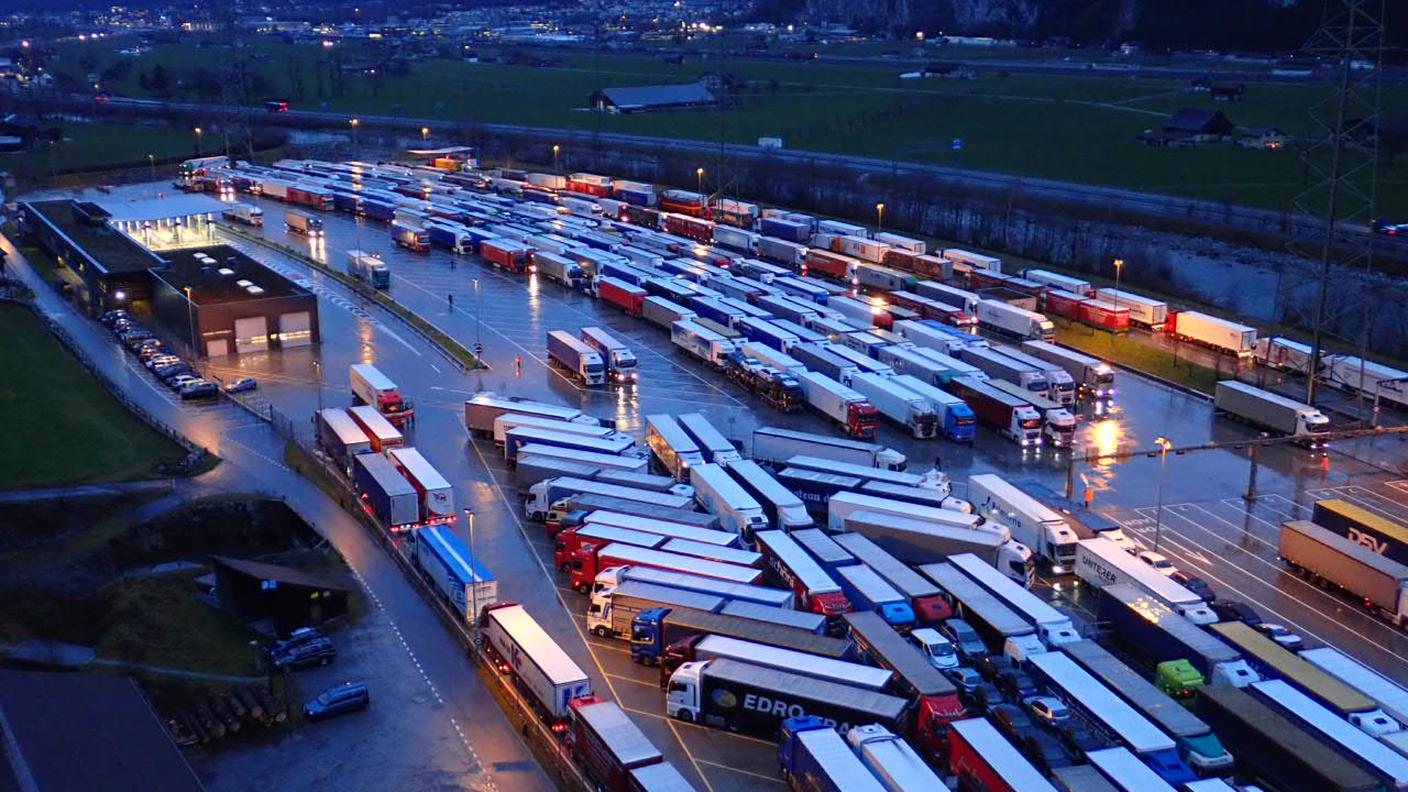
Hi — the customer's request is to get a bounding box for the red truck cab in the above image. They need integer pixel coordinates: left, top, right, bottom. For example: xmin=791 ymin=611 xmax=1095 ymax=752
xmin=846 ymin=402 xmax=879 ymax=440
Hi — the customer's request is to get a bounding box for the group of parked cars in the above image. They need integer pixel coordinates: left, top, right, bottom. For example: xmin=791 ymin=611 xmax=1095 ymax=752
xmin=1135 ymin=548 xmax=1305 ymax=650
xmin=99 ymin=310 xmax=256 ymax=399
xmin=265 ymin=627 xmax=370 ymax=722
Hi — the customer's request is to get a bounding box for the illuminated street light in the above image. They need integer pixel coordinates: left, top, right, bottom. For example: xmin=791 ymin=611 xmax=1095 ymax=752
xmin=696 ymin=167 xmax=704 ymax=196
xmin=1153 ymin=436 xmax=1172 ymax=552
xmin=552 ymin=144 xmax=560 ymax=172
xmin=876 ymin=202 xmax=885 ymax=229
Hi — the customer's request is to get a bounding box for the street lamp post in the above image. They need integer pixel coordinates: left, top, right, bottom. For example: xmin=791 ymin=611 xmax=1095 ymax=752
xmin=463 ymin=508 xmax=479 ymax=638
xmin=421 ymin=126 xmax=429 ymax=143
xmin=312 ymin=359 xmax=323 ymax=413
xmin=147 ymin=153 xmax=156 ymax=182
xmin=875 ymin=202 xmax=885 ymax=230
xmin=1154 ymin=436 xmax=1172 ymax=552
xmin=696 ymin=167 xmax=704 ymax=197
xmin=194 ymin=126 xmax=203 ymax=154
xmin=472 ymin=277 xmax=481 ymax=350
xmin=183 ymin=286 xmax=197 ymax=358
xmin=349 ymin=118 xmax=360 ymax=157
xmin=552 ymin=144 xmax=560 ymax=172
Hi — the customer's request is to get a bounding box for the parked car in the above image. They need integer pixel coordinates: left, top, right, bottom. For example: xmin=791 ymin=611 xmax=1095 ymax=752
xmin=907 ymin=628 xmax=958 ymax=670
xmin=1024 ymin=696 xmax=1071 ymax=725
xmin=145 ymin=354 xmax=181 ymax=370
xmin=942 ymin=666 xmax=983 ymax=695
xmin=223 ymin=377 xmax=258 ymax=394
xmin=1171 ymin=571 xmax=1215 ymax=602
xmin=1054 ymin=720 xmax=1109 ymax=759
xmin=1137 ymin=550 xmax=1176 ymax=577
xmin=180 ymin=381 xmax=219 ymax=400
xmin=100 ymin=309 xmax=129 ymax=327
xmin=1211 ymin=600 xmax=1262 ymax=626
xmin=938 ymin=618 xmax=987 ymax=662
xmin=975 ymin=655 xmax=1014 ymax=681
xmin=271 ymin=636 xmax=336 ymax=669
xmin=994 ymin=667 xmax=1038 ymax=701
xmin=965 ymin=682 xmax=1006 ymax=715
xmin=1254 ymin=623 xmax=1304 ymax=650
xmin=273 ymin=627 xmax=327 ymax=655
xmin=156 ymin=364 xmax=195 ymax=382
xmin=1020 ymin=731 xmax=1075 ymax=773
xmin=167 ymin=375 xmax=202 ymax=391
xmin=303 ymin=681 xmax=369 ymax=721
xmin=990 ymin=703 xmax=1037 ymax=744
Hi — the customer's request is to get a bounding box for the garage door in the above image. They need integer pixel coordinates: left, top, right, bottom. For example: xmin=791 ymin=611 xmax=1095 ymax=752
xmin=205 ymin=338 xmax=230 ymax=358
xmin=278 ymin=311 xmax=313 ymax=348
xmin=234 ymin=316 xmax=269 ymax=354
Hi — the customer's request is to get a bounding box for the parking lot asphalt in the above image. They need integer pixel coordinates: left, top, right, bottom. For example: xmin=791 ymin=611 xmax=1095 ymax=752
xmin=38 ymin=181 xmax=1408 ymax=789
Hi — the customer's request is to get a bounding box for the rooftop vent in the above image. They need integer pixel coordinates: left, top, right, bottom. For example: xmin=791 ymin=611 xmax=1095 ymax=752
xmin=246 ymin=286 xmax=265 ymax=295
xmin=217 ymin=267 xmax=235 ymax=276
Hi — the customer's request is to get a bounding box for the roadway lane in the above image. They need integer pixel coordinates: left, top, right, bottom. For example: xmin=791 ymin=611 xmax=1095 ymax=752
xmin=0 ymin=226 xmax=553 ymax=792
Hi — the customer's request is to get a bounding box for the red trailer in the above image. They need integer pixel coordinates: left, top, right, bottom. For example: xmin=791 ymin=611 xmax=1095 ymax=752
xmin=658 ymin=189 xmax=706 ymax=217
xmin=803 ymin=249 xmax=858 ymax=282
xmin=598 ymin=277 xmax=647 ymax=318
xmin=1042 ymin=289 xmax=1089 ymax=320
xmin=663 ymin=213 xmax=714 ymax=243
xmin=569 ymin=542 xmax=764 ymax=593
xmin=968 ymin=269 xmax=1012 ymax=291
xmin=481 ymin=239 xmax=532 ymax=273
xmin=1078 ymin=297 xmax=1131 ymax=332
xmin=568 ymin=698 xmax=664 ymax=792
xmin=884 ymin=250 xmax=949 ymax=280
xmin=567 ymin=173 xmax=613 ymax=197
xmin=947 ymin=718 xmax=1052 ymax=791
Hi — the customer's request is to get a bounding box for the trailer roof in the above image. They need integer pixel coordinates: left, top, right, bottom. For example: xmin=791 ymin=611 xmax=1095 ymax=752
xmin=466 ymin=392 xmax=582 ymax=421
xmin=950 ymin=719 xmax=1057 ymax=791
xmin=318 ymin=408 xmax=370 ymax=446
xmin=835 ymin=564 xmax=905 ymax=605
xmin=352 ymin=453 xmax=416 ymax=498
xmin=618 ymin=567 xmax=793 ymax=609
xmin=1060 ymin=641 xmax=1208 ymax=740
xmin=487 ymin=605 xmax=590 ymax=686
xmin=1300 ymin=647 xmax=1408 ymax=727
xmin=922 ymin=563 xmax=1034 ymax=637
xmin=752 ymin=425 xmax=881 ymax=454
xmin=841 ymin=611 xmax=955 ymax=698
xmin=689 ymin=463 xmax=762 ymax=512
xmin=795 ymin=728 xmax=888 ymax=792
xmin=348 ymin=405 xmax=403 ymax=443
xmin=792 ymin=529 xmax=855 ymax=567
xmin=599 ymin=544 xmax=761 ymax=585
xmin=754 ymin=531 xmax=841 ymax=595
xmin=494 ymin=413 xmax=613 ymax=438
xmin=1079 ymin=539 xmax=1207 ymax=610
xmin=1086 ymin=748 xmax=1176 ymax=792
xmin=573 ymin=700 xmax=662 ymax=768
xmin=661 ymin=538 xmax=760 ymax=567
xmin=1027 ymin=652 xmax=1176 ymax=754
xmin=612 ymin=581 xmax=723 ymax=613
xmin=1253 ymin=679 xmax=1408 ymax=785
xmin=724 ymin=459 xmax=806 ymax=512
xmin=676 ymin=413 xmax=735 ymax=457
xmin=786 ymin=457 xmax=925 ymax=488
xmin=661 ymin=606 xmax=849 ymax=658
xmin=577 ymin=524 xmax=667 ymax=550
xmin=1102 ymin=585 xmax=1241 ymax=666
xmin=518 ymin=444 xmax=647 ymax=471
xmin=420 ymin=525 xmax=495 ymax=586
xmin=627 ymin=762 xmax=696 ymax=792
xmin=706 ymin=659 xmax=908 ymax=721
xmin=585 ymin=512 xmax=737 ymax=547
xmin=1211 ymin=621 xmax=1376 ymax=717
xmin=548 ymin=477 xmax=692 ymax=509
xmin=832 ymin=534 xmax=941 ymax=600
xmin=387 ymin=447 xmax=451 ymax=492
xmin=696 ymin=635 xmax=892 ymax=691
xmin=829 ymin=491 xmax=984 ymax=530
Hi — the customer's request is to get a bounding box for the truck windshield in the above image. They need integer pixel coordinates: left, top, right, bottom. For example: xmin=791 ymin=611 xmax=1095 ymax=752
xmin=615 ymin=354 xmax=637 ymax=368
xmin=957 ymin=416 xmax=975 ymax=426
xmin=587 ymin=362 xmax=605 ymax=373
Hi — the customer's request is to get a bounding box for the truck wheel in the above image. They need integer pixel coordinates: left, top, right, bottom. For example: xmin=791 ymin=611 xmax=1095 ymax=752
xmin=559 ymin=563 xmax=570 ymax=573
xmin=576 ymin=584 xmax=590 ymax=595
xmin=675 ymin=709 xmax=693 ymax=723
xmin=530 ymin=512 xmax=543 ymax=522
xmin=592 ymin=627 xmax=608 ymax=638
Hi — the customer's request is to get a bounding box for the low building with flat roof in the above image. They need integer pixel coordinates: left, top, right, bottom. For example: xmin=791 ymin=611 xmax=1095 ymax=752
xmin=18 ymin=199 xmax=169 ymax=312
xmin=151 ymin=245 xmax=319 ymax=357
xmin=590 ymin=83 xmax=717 ymax=113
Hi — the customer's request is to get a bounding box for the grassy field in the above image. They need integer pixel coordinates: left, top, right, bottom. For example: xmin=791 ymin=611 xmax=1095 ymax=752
xmin=95 ymin=571 xmax=264 ymax=675
xmin=1055 ymin=320 xmax=1222 ymax=394
xmin=52 ymin=38 xmax=1408 ymax=215
xmin=0 ymin=303 xmax=188 ymax=490
xmin=2 ymin=122 xmax=204 ymax=179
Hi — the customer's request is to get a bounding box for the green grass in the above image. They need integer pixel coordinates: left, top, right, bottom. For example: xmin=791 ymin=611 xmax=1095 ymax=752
xmin=94 ymin=570 xmax=264 ymax=676
xmin=3 ymin=122 xmax=203 ymax=179
xmin=1055 ymin=319 xmax=1221 ymax=394
xmin=49 ymin=39 xmax=1408 ymax=215
xmin=0 ymin=303 xmax=188 ymax=490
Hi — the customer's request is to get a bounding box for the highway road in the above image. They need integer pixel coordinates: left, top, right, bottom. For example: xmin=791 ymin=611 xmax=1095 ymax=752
xmin=17 ymin=178 xmax=1408 ymax=788
xmin=81 ymin=94 xmax=1407 ymax=260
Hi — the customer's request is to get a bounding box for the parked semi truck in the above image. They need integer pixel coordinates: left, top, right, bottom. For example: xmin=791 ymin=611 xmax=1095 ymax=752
xmin=586 ymin=581 xmax=724 ymax=639
xmin=751 ymin=426 xmax=905 ymax=471
xmin=671 ymin=319 xmax=737 ymax=368
xmin=580 ymin=327 xmax=639 ymax=384
xmin=1214 ymin=380 xmax=1330 ymax=446
xmin=666 ymin=658 xmax=909 ymax=740
xmin=1076 ymin=538 xmax=1218 ymax=624
xmin=1301 ymin=647 xmax=1408 ymax=733
xmin=947 ymin=718 xmax=1057 ymax=792
xmin=944 ymin=376 xmax=1043 ymax=446
xmin=754 ymin=530 xmax=851 ymax=619
xmin=1281 ymin=519 xmax=1408 ymax=628
xmin=631 ymin=605 xmax=852 ymax=669
xmin=524 ymin=477 xmax=691 ymax=522
xmin=1170 ymin=311 xmax=1257 ymax=357
xmin=547 ymin=330 xmax=607 ymax=386
xmin=345 ymin=249 xmax=390 ymax=289
xmin=480 ymin=603 xmax=593 ymax=725
xmin=351 ymin=452 xmax=418 ymax=532
xmin=594 ymin=564 xmax=792 ymax=609
xmin=840 ymin=372 xmax=934 ymax=439
xmin=1020 ymin=340 xmax=1116 ymax=399
xmin=887 ymin=373 xmax=978 ymax=443
xmin=724 ymin=459 xmax=813 ymax=530
xmin=1097 ymin=584 xmax=1259 ymax=689
xmin=414 ymin=525 xmax=498 ymax=624
xmin=347 ymin=405 xmax=403 ymax=454
xmin=688 ymin=462 xmax=768 ymax=538
xmin=840 ymin=510 xmax=1033 ymax=584
xmin=833 ymin=533 xmax=952 ymax=625
xmin=975 ymin=300 xmax=1055 ymax=341
xmin=1061 ymin=640 xmax=1234 ymax=774
xmin=1313 ymin=499 xmax=1408 ymax=566
xmin=969 ymin=473 xmax=1079 ymax=574
xmin=945 ymin=553 xmax=1080 ymax=646
xmin=463 ymin=392 xmax=603 ymax=436
xmin=567 ymin=698 xmax=668 ymax=792
xmin=386 ymin=447 xmax=454 ymax=526
xmin=922 ymin=563 xmax=1045 ymax=661
xmin=350 ymin=363 xmax=412 ymax=425
xmin=987 ymin=379 xmax=1076 ymax=447
xmin=315 ymin=408 xmax=371 ymax=476
xmin=221 ymin=202 xmax=263 ymax=226
xmin=796 ymin=371 xmax=880 ymax=440
xmin=778 ymin=717 xmax=887 ymax=792
xmin=285 ymin=209 xmax=324 ymax=237
xmin=646 ymin=414 xmax=705 ymax=483
xmin=669 ymin=635 xmax=891 ymax=692
xmin=1196 ymin=684 xmax=1382 ymax=792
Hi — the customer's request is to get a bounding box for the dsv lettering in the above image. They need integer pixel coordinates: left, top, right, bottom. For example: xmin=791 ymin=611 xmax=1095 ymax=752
xmin=1349 ymin=527 xmax=1390 ymax=555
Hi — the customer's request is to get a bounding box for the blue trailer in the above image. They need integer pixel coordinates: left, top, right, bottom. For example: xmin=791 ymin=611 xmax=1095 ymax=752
xmin=414 ymin=525 xmax=498 ymax=624
xmin=776 ymin=468 xmax=865 ymax=510
xmin=771 ymin=276 xmax=832 ymax=304
xmin=735 ymin=316 xmax=799 ymax=352
xmin=331 ymin=192 xmax=360 ymax=213
xmin=362 ymin=200 xmax=396 ymax=221
xmin=642 ymin=277 xmax=696 ymax=304
xmin=779 ymin=716 xmax=886 ymax=792
xmin=762 ymin=217 xmax=813 ymax=243
xmin=688 ymin=296 xmax=735 ymax=327
xmin=351 ymin=452 xmax=419 ymax=532
xmin=835 ymin=564 xmax=917 ymax=631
